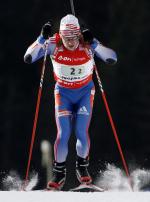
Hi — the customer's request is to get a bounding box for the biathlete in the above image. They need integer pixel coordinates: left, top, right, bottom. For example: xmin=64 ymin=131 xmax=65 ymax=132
xmin=24 ymin=14 xmax=117 ymax=190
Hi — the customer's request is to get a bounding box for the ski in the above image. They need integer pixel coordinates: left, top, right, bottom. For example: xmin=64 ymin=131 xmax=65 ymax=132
xmin=70 ymin=183 xmax=105 ymax=192
xmin=34 ymin=184 xmax=104 ymax=192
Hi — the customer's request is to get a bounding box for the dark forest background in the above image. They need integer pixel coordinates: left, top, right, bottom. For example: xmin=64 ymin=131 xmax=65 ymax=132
xmin=0 ymin=0 xmax=150 ymax=189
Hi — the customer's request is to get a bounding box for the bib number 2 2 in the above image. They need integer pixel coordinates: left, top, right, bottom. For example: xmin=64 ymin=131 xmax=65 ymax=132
xmin=70 ymin=68 xmax=82 ymax=75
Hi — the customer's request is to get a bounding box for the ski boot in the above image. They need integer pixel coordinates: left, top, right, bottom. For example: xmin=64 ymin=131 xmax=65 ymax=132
xmin=76 ymin=156 xmax=92 ymax=184
xmin=47 ymin=161 xmax=66 ymax=190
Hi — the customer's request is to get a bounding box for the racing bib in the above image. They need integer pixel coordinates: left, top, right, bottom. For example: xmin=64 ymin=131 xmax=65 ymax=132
xmin=51 ymin=44 xmax=94 ymax=88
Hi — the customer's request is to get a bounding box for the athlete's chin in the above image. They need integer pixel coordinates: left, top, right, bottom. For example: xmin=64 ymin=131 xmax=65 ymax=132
xmin=66 ymin=46 xmax=77 ymax=51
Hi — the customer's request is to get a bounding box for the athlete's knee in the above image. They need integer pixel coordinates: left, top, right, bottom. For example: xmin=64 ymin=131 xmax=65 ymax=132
xmin=75 ymin=124 xmax=88 ymax=137
xmin=56 ymin=115 xmax=72 ymax=140
xmin=56 ymin=131 xmax=70 ymax=145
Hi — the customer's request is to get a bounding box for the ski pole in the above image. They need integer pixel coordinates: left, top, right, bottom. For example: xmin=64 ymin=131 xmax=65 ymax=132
xmin=24 ymin=42 xmax=49 ymax=189
xmin=94 ymin=64 xmax=133 ymax=189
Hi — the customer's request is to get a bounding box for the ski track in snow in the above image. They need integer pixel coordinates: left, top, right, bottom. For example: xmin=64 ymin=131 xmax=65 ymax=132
xmin=1 ymin=164 xmax=150 ymax=202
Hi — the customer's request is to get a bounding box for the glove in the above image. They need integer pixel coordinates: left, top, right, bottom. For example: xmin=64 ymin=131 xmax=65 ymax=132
xmin=24 ymin=54 xmax=32 ymax=64
xmin=41 ymin=22 xmax=52 ymax=39
xmin=106 ymin=58 xmax=117 ymax=65
xmin=82 ymin=29 xmax=94 ymax=44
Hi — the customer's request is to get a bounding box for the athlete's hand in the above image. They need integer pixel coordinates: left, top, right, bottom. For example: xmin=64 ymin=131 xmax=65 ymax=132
xmin=41 ymin=22 xmax=52 ymax=39
xmin=82 ymin=29 xmax=94 ymax=44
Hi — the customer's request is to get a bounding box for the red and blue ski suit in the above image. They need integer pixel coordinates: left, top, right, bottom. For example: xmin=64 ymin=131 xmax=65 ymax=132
xmin=24 ymin=34 xmax=117 ymax=162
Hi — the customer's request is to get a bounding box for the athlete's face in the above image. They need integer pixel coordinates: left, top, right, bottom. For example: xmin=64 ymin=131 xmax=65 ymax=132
xmin=61 ymin=35 xmax=79 ymax=51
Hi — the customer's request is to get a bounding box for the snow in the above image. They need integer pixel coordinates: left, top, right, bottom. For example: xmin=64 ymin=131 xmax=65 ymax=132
xmin=0 ymin=191 xmax=150 ymax=202
xmin=1 ymin=164 xmax=150 ymax=202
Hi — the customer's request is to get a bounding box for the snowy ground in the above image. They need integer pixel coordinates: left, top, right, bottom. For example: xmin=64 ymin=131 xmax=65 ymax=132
xmin=1 ymin=191 xmax=150 ymax=202
xmin=1 ymin=164 xmax=150 ymax=202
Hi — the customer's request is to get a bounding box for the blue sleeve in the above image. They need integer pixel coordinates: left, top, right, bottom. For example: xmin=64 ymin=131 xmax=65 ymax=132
xmin=24 ymin=35 xmax=56 ymax=63
xmin=90 ymin=38 xmax=117 ymax=65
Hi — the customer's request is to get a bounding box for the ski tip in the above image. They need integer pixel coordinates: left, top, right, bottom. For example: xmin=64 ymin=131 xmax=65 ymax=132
xmin=70 ymin=183 xmax=105 ymax=192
